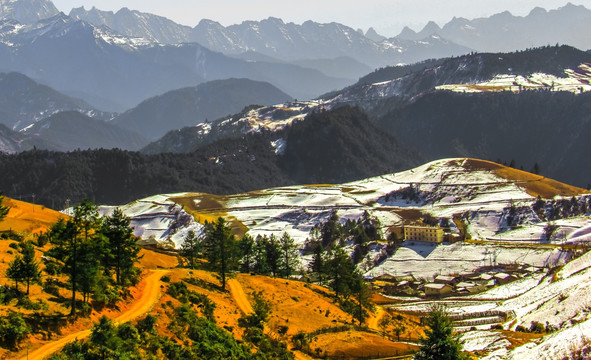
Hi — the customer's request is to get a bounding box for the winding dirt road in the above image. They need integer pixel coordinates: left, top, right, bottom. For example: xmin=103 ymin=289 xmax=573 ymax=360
xmin=22 ymin=270 xmax=169 ymax=360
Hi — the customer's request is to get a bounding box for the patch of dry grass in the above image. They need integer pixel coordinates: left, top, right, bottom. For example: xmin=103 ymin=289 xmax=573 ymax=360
xmin=309 ymin=330 xmax=418 ymax=359
xmin=237 ymin=274 xmax=354 ymax=336
xmin=171 ymin=193 xmax=248 ymax=237
xmin=0 ymin=197 xmax=65 ymax=236
xmin=463 ymin=158 xmax=587 ymax=198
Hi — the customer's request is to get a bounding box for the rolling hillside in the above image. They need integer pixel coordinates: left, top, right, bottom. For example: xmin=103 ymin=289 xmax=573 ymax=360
xmin=0 ymin=72 xmax=108 ymax=131
xmin=114 ymin=78 xmax=293 ymax=140
xmin=0 ymin=196 xmax=64 ymax=234
xmin=22 ymin=111 xmax=148 ymax=151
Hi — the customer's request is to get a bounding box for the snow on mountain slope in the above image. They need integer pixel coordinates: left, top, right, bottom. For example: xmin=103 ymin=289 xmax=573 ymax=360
xmin=436 ymin=63 xmax=591 ymax=94
xmin=69 ymin=6 xmax=192 ymax=44
xmin=141 ymin=100 xmax=325 ymax=154
xmin=455 ymin=249 xmax=591 ymax=359
xmin=98 ymin=158 xmax=591 ymax=356
xmin=0 ymin=0 xmax=59 ymax=25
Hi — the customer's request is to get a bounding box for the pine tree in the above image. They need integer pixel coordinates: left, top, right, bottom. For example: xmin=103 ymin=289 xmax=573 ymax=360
xmin=101 ymin=208 xmax=141 ymax=286
xmin=202 ymin=217 xmax=238 ymax=289
xmin=48 ymin=199 xmax=102 ymax=315
xmin=6 ymin=256 xmax=22 ymax=292
xmin=238 ymin=234 xmax=255 ymax=273
xmin=180 ymin=230 xmax=201 ymax=269
xmin=265 ymin=234 xmax=281 ymax=277
xmin=327 ymin=246 xmax=356 ymax=298
xmin=279 ymin=233 xmax=300 ymax=278
xmin=414 ymin=306 xmax=466 ymax=360
xmin=350 ymin=273 xmax=372 ymax=325
xmin=253 ymin=235 xmax=270 ymax=275
xmin=308 ymin=243 xmax=326 ymax=284
xmin=19 ymin=241 xmax=41 ymax=295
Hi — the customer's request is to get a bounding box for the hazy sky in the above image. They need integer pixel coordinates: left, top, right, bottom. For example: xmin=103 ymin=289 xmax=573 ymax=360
xmin=51 ymin=0 xmax=591 ymax=36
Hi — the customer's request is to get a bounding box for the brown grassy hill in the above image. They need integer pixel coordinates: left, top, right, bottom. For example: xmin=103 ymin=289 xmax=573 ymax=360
xmin=463 ymin=158 xmax=588 ymax=198
xmin=0 ymin=197 xmax=64 ymax=235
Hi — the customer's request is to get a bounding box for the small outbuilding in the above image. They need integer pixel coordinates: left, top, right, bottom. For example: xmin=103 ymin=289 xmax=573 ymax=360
xmin=434 ymin=275 xmax=457 ymax=285
xmin=425 ymin=283 xmax=453 ymax=297
xmin=494 ymin=273 xmax=517 ymax=285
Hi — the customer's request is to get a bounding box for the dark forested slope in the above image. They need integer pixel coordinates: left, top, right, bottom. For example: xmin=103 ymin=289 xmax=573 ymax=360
xmin=375 ymin=90 xmax=591 ymax=188
xmin=0 ymin=106 xmax=421 ymax=207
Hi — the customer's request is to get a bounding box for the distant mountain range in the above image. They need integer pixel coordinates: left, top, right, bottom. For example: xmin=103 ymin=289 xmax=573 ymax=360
xmin=0 ymin=111 xmax=147 ymax=152
xmin=0 ymin=0 xmax=58 ymax=24
xmin=22 ymin=111 xmax=147 ymax=151
xmin=68 ymin=2 xmax=591 ymax=70
xmin=69 ymin=7 xmax=471 ymax=69
xmin=0 ymin=75 xmax=291 ymax=149
xmin=396 ymin=3 xmax=591 ymax=53
xmin=1 ymin=0 xmax=591 ymax=197
xmin=0 ymin=10 xmax=349 ymax=111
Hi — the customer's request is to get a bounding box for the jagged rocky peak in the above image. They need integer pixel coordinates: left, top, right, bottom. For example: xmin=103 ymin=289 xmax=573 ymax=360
xmin=527 ymin=6 xmax=547 ymax=17
xmin=420 ymin=21 xmax=441 ymax=35
xmin=365 ymin=27 xmax=385 ymax=42
xmin=0 ymin=0 xmax=59 ymax=24
xmin=396 ymin=25 xmax=417 ymax=39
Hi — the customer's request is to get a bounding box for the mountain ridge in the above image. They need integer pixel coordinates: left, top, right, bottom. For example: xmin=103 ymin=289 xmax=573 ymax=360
xmin=113 ymin=78 xmax=293 ymax=140
xmin=0 ymin=11 xmax=351 ymax=112
xmin=0 ymin=71 xmax=109 ymax=131
xmin=397 ymin=2 xmax=591 ymax=52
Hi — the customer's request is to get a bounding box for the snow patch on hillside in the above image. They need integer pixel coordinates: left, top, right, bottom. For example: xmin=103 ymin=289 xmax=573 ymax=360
xmin=436 ymin=64 xmax=591 ymax=94
xmin=99 ymin=193 xmax=202 ymax=248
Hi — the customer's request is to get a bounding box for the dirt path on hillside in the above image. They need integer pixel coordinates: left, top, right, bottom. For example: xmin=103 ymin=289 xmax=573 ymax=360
xmin=368 ymin=306 xmax=385 ymax=331
xmin=227 ymin=278 xmax=313 ymax=360
xmin=228 ymin=278 xmax=254 ymax=315
xmin=22 ymin=270 xmax=168 ymax=360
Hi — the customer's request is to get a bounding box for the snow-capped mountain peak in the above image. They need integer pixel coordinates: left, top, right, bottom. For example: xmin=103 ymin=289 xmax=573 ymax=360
xmin=0 ymin=0 xmax=59 ymax=24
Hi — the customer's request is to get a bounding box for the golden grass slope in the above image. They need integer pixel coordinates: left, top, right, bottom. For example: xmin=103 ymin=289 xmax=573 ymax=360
xmin=0 ymin=197 xmax=65 ymax=235
xmin=462 ymin=158 xmax=588 ymax=198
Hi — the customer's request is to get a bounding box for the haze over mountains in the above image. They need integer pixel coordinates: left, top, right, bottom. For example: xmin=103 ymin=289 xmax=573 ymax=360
xmin=114 ymin=78 xmax=293 ymax=140
xmin=0 ymin=0 xmax=589 ymax=191
xmin=0 ymin=3 xmax=349 ymax=111
xmin=396 ymin=3 xmax=591 ymax=53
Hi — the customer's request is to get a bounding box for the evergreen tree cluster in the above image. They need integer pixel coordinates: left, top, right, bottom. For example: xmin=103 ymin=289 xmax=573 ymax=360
xmin=49 ymin=286 xmax=293 ymax=359
xmin=306 ymin=210 xmax=383 ymax=265
xmin=533 ymin=195 xmax=591 ymax=222
xmin=0 ymin=105 xmax=422 ymax=209
xmin=6 ymin=241 xmax=41 ymax=295
xmin=238 ymin=232 xmax=300 ymax=278
xmin=46 ymin=200 xmax=141 ymax=315
xmin=0 ymin=134 xmax=287 ymax=208
xmin=304 ymin=211 xmax=377 ymax=324
xmin=280 ymin=106 xmax=420 ymax=185
xmin=180 ymin=218 xmax=301 ymax=286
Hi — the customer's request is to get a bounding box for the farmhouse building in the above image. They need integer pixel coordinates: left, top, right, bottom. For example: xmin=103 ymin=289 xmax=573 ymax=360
xmin=404 ymin=225 xmax=444 ymax=243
